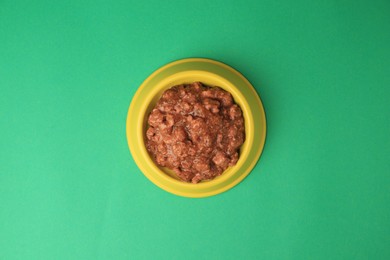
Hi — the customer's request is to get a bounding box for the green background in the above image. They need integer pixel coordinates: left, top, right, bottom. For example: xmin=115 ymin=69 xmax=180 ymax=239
xmin=1 ymin=0 xmax=389 ymax=259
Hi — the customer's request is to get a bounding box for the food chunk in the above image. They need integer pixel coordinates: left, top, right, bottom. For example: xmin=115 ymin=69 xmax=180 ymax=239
xmin=146 ymin=82 xmax=245 ymax=183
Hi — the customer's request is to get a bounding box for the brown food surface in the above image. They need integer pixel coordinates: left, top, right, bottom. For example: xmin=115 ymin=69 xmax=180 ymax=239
xmin=146 ymin=82 xmax=245 ymax=183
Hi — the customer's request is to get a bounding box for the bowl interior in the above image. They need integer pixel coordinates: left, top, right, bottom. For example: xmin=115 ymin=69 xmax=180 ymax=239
xmin=140 ymin=70 xmax=253 ymax=183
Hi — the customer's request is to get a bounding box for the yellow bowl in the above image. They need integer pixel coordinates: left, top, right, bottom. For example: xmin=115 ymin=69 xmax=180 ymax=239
xmin=126 ymin=58 xmax=266 ymax=198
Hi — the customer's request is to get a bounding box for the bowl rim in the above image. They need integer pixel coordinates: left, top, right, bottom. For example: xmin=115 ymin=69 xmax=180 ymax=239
xmin=126 ymin=58 xmax=266 ymax=198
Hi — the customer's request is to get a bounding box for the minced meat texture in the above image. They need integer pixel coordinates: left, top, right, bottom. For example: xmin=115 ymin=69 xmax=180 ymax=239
xmin=146 ymin=82 xmax=245 ymax=183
